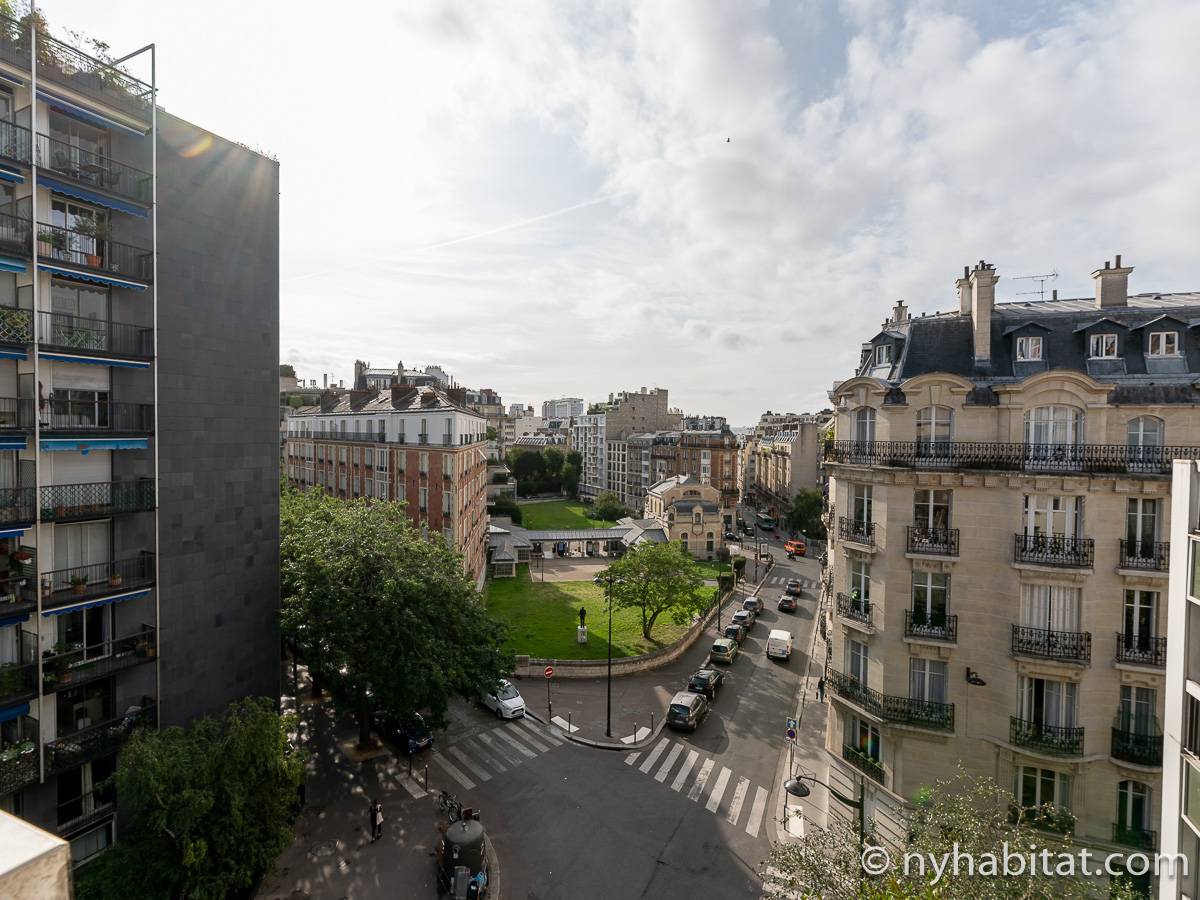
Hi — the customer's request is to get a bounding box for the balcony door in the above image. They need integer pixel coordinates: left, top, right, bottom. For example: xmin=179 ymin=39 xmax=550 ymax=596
xmin=911 ymin=572 xmax=949 ymax=625
xmin=909 ymin=658 xmax=947 ymax=703
xmin=1118 ymin=685 xmax=1156 ymax=736
xmin=1022 ymin=494 xmax=1082 ymax=538
xmin=848 ymin=557 xmax=870 ymax=604
xmin=48 ymin=110 xmax=109 ymax=178
xmin=847 ymin=639 xmax=868 ymax=686
xmin=54 ymin=605 xmax=111 ymax=662
xmin=53 ymin=521 xmax=110 ymax=589
xmin=1117 ymin=780 xmax=1151 ymax=833
xmin=49 ymin=199 xmax=108 ymax=266
xmin=1123 ymin=589 xmax=1158 ymax=647
xmin=848 ymin=715 xmax=880 ymax=762
xmin=1024 ymin=406 xmax=1083 ymax=470
xmin=49 ymin=279 xmax=109 ymax=351
xmin=1125 ymin=498 xmax=1160 ymax=549
xmin=55 ymin=680 xmax=112 ymax=737
xmin=851 ymin=407 xmax=875 ymax=443
xmin=1020 ymin=583 xmax=1081 ymax=633
xmin=1126 ymin=416 xmax=1164 ymax=473
xmin=1019 ymin=676 xmax=1077 ymax=729
xmin=851 ymin=484 xmax=872 ymax=525
xmin=1017 ymin=766 xmax=1071 ymax=810
xmin=913 ymin=489 xmax=950 ymax=531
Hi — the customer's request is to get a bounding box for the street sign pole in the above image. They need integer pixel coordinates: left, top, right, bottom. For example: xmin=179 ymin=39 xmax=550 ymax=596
xmin=545 ymin=665 xmax=554 ymax=722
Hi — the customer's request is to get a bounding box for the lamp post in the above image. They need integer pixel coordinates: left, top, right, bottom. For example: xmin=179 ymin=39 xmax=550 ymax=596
xmin=600 ymin=571 xmax=622 ymax=738
xmin=785 ymin=774 xmax=866 ymax=851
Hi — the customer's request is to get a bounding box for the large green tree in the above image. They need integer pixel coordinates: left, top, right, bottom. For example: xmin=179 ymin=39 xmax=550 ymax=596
xmin=281 ymin=486 xmax=513 ymax=746
xmin=74 ymin=698 xmax=303 ymax=900
xmin=543 ymin=446 xmax=564 ymax=475
xmin=561 ymin=462 xmax=580 ymax=498
xmin=604 ymin=541 xmax=707 ymax=639
xmin=488 ymin=494 xmax=523 ymax=524
xmin=783 ymin=488 xmax=826 ymax=539
xmin=592 ymin=491 xmax=628 ymax=522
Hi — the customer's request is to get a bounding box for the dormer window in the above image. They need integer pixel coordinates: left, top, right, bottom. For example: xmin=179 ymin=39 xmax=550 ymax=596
xmin=1089 ymin=333 xmax=1118 ymax=359
xmin=1148 ymin=332 xmax=1180 ymax=357
xmin=1016 ymin=336 xmax=1042 ymax=361
xmin=874 ymin=345 xmax=892 ymax=366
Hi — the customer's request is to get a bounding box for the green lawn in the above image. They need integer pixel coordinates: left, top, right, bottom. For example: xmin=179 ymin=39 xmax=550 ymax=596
xmin=694 ymin=559 xmax=735 ymax=581
xmin=486 ymin=565 xmax=695 ymax=659
xmin=517 ymin=500 xmax=619 ymax=530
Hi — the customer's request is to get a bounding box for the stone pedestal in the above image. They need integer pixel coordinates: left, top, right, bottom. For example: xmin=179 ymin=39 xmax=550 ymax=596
xmin=576 ymin=626 xmax=588 ymax=644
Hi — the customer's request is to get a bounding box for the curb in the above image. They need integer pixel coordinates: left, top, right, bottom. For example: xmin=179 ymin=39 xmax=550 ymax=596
xmin=524 ymin=708 xmax=669 ymax=752
xmin=484 ymin=833 xmax=502 ymax=900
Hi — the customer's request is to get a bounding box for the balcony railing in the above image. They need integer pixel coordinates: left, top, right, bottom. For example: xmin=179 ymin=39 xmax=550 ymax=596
xmin=0 ymin=659 xmax=37 ymax=706
xmin=56 ymin=790 xmax=116 ymax=837
xmin=42 ymin=399 xmax=153 ymax=433
xmin=842 ymin=744 xmax=885 ymax=784
xmin=824 ymin=439 xmax=1200 ymax=475
xmin=1009 ymin=715 xmax=1084 ymax=755
xmin=1118 ymin=539 xmax=1169 ymax=572
xmin=0 ymin=397 xmax=33 ymax=429
xmin=0 ymin=740 xmax=38 ymax=795
xmin=46 ymin=698 xmax=156 ymax=775
xmin=904 ymin=609 xmax=958 ymax=643
xmin=0 ymin=303 xmax=31 ymax=345
xmin=0 ymin=113 xmax=30 ymax=167
xmin=38 ymin=310 xmax=153 ymax=358
xmin=1114 ymin=633 xmax=1166 ymax=667
xmin=40 ymin=479 xmax=155 ymax=521
xmin=41 ymin=552 xmax=155 ymax=611
xmin=35 ymin=133 xmax=151 ymax=204
xmin=835 ymin=592 xmax=872 ymax=626
xmin=906 ymin=525 xmax=959 ymax=556
xmin=827 ymin=669 xmax=954 ymax=731
xmin=0 ymin=208 xmax=31 ymax=259
xmin=42 ymin=626 xmax=156 ymax=693
xmin=32 ymin=29 xmax=153 ymax=122
xmin=36 ymin=221 xmax=153 ymax=283
xmin=1112 ymin=823 xmax=1157 ymax=851
xmin=838 ymin=517 xmax=875 ymax=547
xmin=1111 ymin=727 xmax=1163 ymax=767
xmin=1011 ymin=624 xmax=1092 ymax=663
xmin=0 ymin=487 xmax=35 ymax=525
xmin=1013 ymin=533 xmax=1094 ymax=568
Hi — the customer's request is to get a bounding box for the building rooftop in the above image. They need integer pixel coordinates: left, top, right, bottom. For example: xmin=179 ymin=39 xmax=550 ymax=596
xmin=287 ymin=385 xmax=480 ymax=417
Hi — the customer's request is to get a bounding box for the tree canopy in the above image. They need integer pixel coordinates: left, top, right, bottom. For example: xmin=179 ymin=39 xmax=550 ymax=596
xmin=604 ymin=541 xmax=707 ymax=639
xmin=488 ymin=494 xmax=522 ymax=524
xmin=544 ymin=446 xmax=564 ymax=475
xmin=783 ymin=488 xmax=825 ymax=539
xmin=592 ymin=491 xmax=629 ymax=522
xmin=278 ymin=363 xmax=295 ymax=378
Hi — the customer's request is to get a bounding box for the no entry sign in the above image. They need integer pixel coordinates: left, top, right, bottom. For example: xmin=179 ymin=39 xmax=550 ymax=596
xmin=544 ymin=666 xmax=554 ymax=679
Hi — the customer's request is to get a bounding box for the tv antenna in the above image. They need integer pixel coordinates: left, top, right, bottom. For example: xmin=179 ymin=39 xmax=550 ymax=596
xmin=1012 ymin=271 xmax=1059 ymax=301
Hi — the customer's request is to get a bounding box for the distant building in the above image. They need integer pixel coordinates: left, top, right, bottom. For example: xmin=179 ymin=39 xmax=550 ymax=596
xmin=542 ymin=397 xmax=585 ymax=419
xmin=575 ymin=388 xmax=681 ymax=502
xmin=644 ymin=475 xmax=728 ymax=560
xmin=512 ymin=433 xmax=566 ymax=448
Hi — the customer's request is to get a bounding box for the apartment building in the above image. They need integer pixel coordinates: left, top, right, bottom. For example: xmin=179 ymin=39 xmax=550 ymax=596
xmin=574 ymin=387 xmax=681 ymax=504
xmin=284 ymin=382 xmax=490 ymax=584
xmin=573 ymin=412 xmax=607 ymax=502
xmin=542 ymin=397 xmax=584 ymax=419
xmin=750 ymin=415 xmax=827 ymax=516
xmin=823 ymin=258 xmax=1189 ymax=883
xmin=0 ymin=15 xmax=279 ymax=866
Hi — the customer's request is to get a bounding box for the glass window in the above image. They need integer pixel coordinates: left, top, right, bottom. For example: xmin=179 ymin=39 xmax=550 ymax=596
xmin=914 ymin=489 xmax=950 ymax=530
xmin=1089 ymin=333 xmax=1118 ymax=358
xmin=1017 ymin=766 xmax=1071 ymax=809
xmin=873 ymin=345 xmax=892 ymax=366
xmin=1020 ymin=583 xmax=1081 ymax=632
xmin=851 ymin=484 xmax=872 ymax=524
xmin=1126 ymin=416 xmax=1163 ymax=448
xmin=849 ymin=557 xmax=870 ymax=601
xmin=1148 ymin=332 xmax=1179 ymax=356
xmin=1022 ymin=494 xmax=1082 ymax=538
xmin=851 ymin=407 xmax=875 ymax=443
xmin=1118 ymin=685 xmax=1156 ymax=736
xmin=847 ymin=639 xmax=868 ymax=685
xmin=50 ymin=278 xmax=108 ymax=321
xmin=1024 ymin=406 xmax=1083 ymax=445
xmin=849 ymin=716 xmax=880 ymax=761
xmin=419 ymin=487 xmax=427 ymax=511
xmin=908 ymin=658 xmax=947 ymax=703
xmin=1019 ymin=676 xmax=1077 ymax=728
xmin=915 ymin=406 xmax=952 ymax=444
xmin=1016 ymin=336 xmax=1043 ymax=361
xmin=911 ymin=572 xmax=949 ymax=620
xmin=1187 ymin=762 xmax=1200 ymax=832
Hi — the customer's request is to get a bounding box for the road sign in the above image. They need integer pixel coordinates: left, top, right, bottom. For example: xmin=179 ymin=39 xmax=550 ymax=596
xmin=786 ymin=717 xmax=798 ymax=743
xmin=544 ymin=666 xmax=554 ymax=679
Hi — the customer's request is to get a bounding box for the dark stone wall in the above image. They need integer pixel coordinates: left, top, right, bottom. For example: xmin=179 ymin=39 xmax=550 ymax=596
xmin=153 ymin=111 xmax=280 ymax=726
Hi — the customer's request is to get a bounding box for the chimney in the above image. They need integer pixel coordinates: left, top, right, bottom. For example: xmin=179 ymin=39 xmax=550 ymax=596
xmin=970 ymin=260 xmax=998 ymax=366
xmin=390 ymin=384 xmax=418 ymax=408
xmin=1052 ymin=289 xmax=1058 ymax=301
xmin=956 ymin=265 xmax=971 ymax=315
xmin=890 ymin=300 xmax=909 ymax=324
xmin=353 ymin=360 xmax=367 ymax=390
xmin=323 ymin=373 xmax=328 ymax=389
xmin=319 ymin=390 xmax=338 ymax=413
xmin=349 ymin=386 xmax=376 ymax=407
xmin=446 ymin=386 xmax=467 ymax=406
xmin=1093 ymin=254 xmax=1133 ymax=308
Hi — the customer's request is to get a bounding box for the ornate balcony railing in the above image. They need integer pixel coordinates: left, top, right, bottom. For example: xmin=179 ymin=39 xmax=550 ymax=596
xmin=1009 ymin=715 xmax=1084 ymax=756
xmin=36 ymin=221 xmax=153 ymax=283
xmin=906 ymin=525 xmax=959 ymax=556
xmin=41 ymin=479 xmax=155 ymax=521
xmin=828 ymin=668 xmax=880 ymax=712
xmin=42 ymin=626 xmax=156 ymax=693
xmin=1013 ymin=533 xmax=1094 ymax=568
xmin=38 ymin=311 xmax=153 ymax=358
xmin=42 ymin=399 xmax=153 ymax=433
xmin=1011 ymin=624 xmax=1092 ymax=663
xmin=0 ymin=208 xmax=31 ymax=259
xmin=838 ymin=517 xmax=875 ymax=547
xmin=35 ymin=133 xmax=151 ymax=205
xmin=0 ymin=303 xmax=31 ymax=344
xmin=1118 ymin=539 xmax=1169 ymax=572
xmin=1112 ymin=823 xmax=1157 ymax=851
xmin=824 ymin=439 xmax=1200 ymax=475
xmin=904 ymin=609 xmax=958 ymax=642
xmin=835 ymin=592 xmax=872 ymax=626
xmin=41 ymin=553 xmax=155 ymax=611
xmin=1111 ymin=727 xmax=1163 ymax=767
xmin=842 ymin=744 xmax=885 ymax=784
xmin=1114 ymin=633 xmax=1166 ymax=667
xmin=0 ymin=487 xmax=35 ymax=525
xmin=826 ymin=669 xmax=954 ymax=731
xmin=46 ymin=699 xmax=155 ymax=775
xmin=0 ymin=740 xmax=38 ymax=795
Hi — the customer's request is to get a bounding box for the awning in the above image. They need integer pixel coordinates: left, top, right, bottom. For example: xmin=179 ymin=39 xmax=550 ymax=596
xmin=0 ymin=256 xmax=26 ymax=273
xmin=0 ymin=166 xmax=24 ymax=184
xmin=0 ymin=350 xmax=27 ymax=360
xmin=0 ymin=702 xmax=29 ymax=723
xmin=0 ymin=437 xmax=27 ymax=450
xmin=36 ymin=175 xmax=149 ymax=219
xmin=39 ymin=352 xmax=150 ymax=369
xmin=36 ymin=89 xmax=147 ymax=139
xmin=42 ymin=588 xmax=151 ymax=617
xmin=0 ymin=528 xmax=27 ymax=540
xmin=41 ymin=438 xmax=148 ymax=452
xmin=0 ymin=612 xmax=30 ymax=628
xmin=38 ymin=262 xmax=148 ymax=290
xmin=0 ymin=71 xmax=23 ymax=87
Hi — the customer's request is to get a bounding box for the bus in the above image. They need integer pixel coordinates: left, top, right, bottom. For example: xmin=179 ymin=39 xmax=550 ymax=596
xmin=756 ymin=513 xmax=777 ymax=531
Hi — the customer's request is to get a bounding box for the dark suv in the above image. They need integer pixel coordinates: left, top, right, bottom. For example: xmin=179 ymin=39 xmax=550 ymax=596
xmin=667 ymin=691 xmax=710 ymax=731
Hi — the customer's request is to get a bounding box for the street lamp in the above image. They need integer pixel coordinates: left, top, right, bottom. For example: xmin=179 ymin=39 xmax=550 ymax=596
xmin=785 ymin=774 xmax=866 ymax=851
xmin=599 ymin=571 xmax=623 ymax=738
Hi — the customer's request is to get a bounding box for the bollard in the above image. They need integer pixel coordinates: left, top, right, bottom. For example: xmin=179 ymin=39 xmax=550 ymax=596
xmin=424 ymin=765 xmax=428 ymax=792
xmin=568 ymin=711 xmax=572 ymax=734
xmin=632 ymin=722 xmax=637 ymax=743
xmin=408 ymin=754 xmax=413 ymax=778
xmin=651 ymin=712 xmax=655 ymax=733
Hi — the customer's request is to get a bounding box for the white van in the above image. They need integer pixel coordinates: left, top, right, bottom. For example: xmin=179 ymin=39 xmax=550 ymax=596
xmin=766 ymin=629 xmax=793 ymax=660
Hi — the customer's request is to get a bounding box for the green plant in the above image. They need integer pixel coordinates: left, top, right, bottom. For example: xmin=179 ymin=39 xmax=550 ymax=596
xmin=70 ymin=574 xmax=86 ymax=587
xmin=69 ymin=217 xmax=110 ymax=241
xmin=0 ymin=739 xmax=34 ymax=763
xmin=37 ymin=227 xmax=66 ymax=251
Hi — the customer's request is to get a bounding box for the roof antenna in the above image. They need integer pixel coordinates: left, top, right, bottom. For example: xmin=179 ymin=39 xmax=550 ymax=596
xmin=1012 ymin=271 xmax=1059 ymax=302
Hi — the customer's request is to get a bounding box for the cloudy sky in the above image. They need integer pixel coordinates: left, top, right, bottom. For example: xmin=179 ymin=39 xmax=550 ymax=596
xmin=42 ymin=0 xmax=1200 ymax=425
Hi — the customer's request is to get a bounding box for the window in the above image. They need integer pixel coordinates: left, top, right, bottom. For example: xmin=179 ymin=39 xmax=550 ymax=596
xmin=873 ymin=344 xmax=892 ymax=366
xmin=338 ymin=447 xmax=346 ymax=463
xmin=1118 ymin=685 xmax=1157 ymax=736
xmin=911 ymin=572 xmax=949 ymax=622
xmin=1117 ymin=781 xmax=1151 ymax=833
xmin=55 ymin=605 xmax=111 ymax=659
xmin=442 ymin=490 xmax=451 ymax=515
xmin=849 ymin=557 xmax=870 ymax=601
xmin=847 ymin=639 xmax=868 ymax=685
xmin=1089 ymin=333 xmax=1118 ymax=358
xmin=851 ymin=407 xmax=875 ymax=443
xmin=915 ymin=406 xmax=952 ymax=444
xmin=53 ymin=521 xmax=110 ymax=590
xmin=848 ymin=715 xmax=880 ymax=762
xmin=1148 ymin=331 xmax=1179 ymax=357
xmin=419 ymin=487 xmax=428 ymax=512
xmin=50 ymin=278 xmax=108 ymax=323
xmin=1016 ymin=335 xmax=1043 ymax=361
xmin=1022 ymin=494 xmax=1082 ymax=538
xmin=1018 ymin=676 xmax=1077 ymax=728
xmin=1126 ymin=497 xmax=1160 ymax=547
xmin=1020 ymin=583 xmax=1081 ymax=632
xmin=706 ymin=532 xmax=714 ymax=552
xmin=1017 ymin=766 xmax=1071 ymax=810
xmin=851 ymin=484 xmax=872 ymax=525
xmin=1122 ymin=589 xmax=1158 ymax=644
xmin=680 ymin=533 xmax=688 ymax=550
xmin=908 ymin=658 xmax=947 ymax=703
xmin=1126 ymin=416 xmax=1163 ymax=449
xmin=1024 ymin=406 xmax=1083 ymax=446
xmin=419 ymin=452 xmax=428 ymax=474
xmin=913 ymin=489 xmax=950 ymax=531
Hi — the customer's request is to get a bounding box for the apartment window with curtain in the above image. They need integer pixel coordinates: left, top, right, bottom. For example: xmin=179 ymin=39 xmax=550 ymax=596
xmin=915 ymin=406 xmax=952 ymax=444
xmin=847 ymin=639 xmax=868 ymax=685
xmin=1024 ymin=406 xmax=1083 ymax=446
xmin=851 ymin=407 xmax=875 ymax=443
xmin=1016 ymin=766 xmax=1071 ymax=810
xmin=1020 ymin=583 xmax=1081 ymax=633
xmin=1022 ymin=494 xmax=1083 ymax=538
xmin=851 ymin=484 xmax=872 ymax=525
xmin=1016 ymin=335 xmax=1042 ymax=361
xmin=909 ymin=658 xmax=947 ymax=703
xmin=911 ymin=572 xmax=949 ymax=626
xmin=1018 ymin=676 xmax=1077 ymax=729
xmin=913 ymin=489 xmax=950 ymax=532
xmin=849 ymin=557 xmax=870 ymax=602
xmin=1089 ymin=333 xmax=1118 ymax=358
xmin=848 ymin=715 xmax=880 ymax=762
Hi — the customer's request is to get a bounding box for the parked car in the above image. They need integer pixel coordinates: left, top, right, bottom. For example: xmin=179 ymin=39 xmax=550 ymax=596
xmin=742 ymin=522 xmax=755 ymax=535
xmin=723 ymin=622 xmax=747 ymax=644
xmin=766 ymin=629 xmax=793 ymax=660
xmin=480 ymin=679 xmax=526 ymax=719
xmin=710 ymin=638 xmax=738 ymax=664
xmin=785 ymin=579 xmax=803 ymax=596
xmin=723 ymin=530 xmax=737 ymax=541
xmin=784 ymin=539 xmax=807 ymax=557
xmin=667 ymin=690 xmax=710 ymax=731
xmin=372 ymin=712 xmax=434 ymax=755
xmin=687 ymin=667 xmax=725 ymax=699
xmin=731 ymin=609 xmax=754 ymax=631
xmin=777 ymin=594 xmax=798 ymax=612
xmin=742 ymin=598 xmax=761 ymax=616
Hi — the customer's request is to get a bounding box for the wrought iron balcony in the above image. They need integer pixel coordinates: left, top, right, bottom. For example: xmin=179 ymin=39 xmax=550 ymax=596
xmin=0 ymin=659 xmax=36 ymax=706
xmin=41 ymin=552 xmax=155 ymax=611
xmin=1011 ymin=624 xmax=1091 ymax=663
xmin=838 ymin=516 xmax=875 ymax=547
xmin=300 ymin=430 xmax=387 ymax=443
xmin=35 ymin=133 xmax=151 ymax=205
xmin=38 ymin=311 xmax=153 ymax=359
xmin=0 ymin=303 xmax=31 ymax=345
xmin=0 ymin=487 xmax=35 ymax=525
xmin=1009 ymin=715 xmax=1084 ymax=755
xmin=1115 ymin=632 xmax=1166 ymax=667
xmin=1118 ymin=539 xmax=1169 ymax=572
xmin=0 ymin=113 xmax=31 ymax=167
xmin=0 ymin=209 xmax=31 ymax=259
xmin=824 ymin=439 xmax=1198 ymax=476
xmin=37 ymin=222 xmax=153 ymax=283
xmin=41 ymin=479 xmax=155 ymax=522
xmin=828 ymin=668 xmax=880 ymax=712
xmin=42 ymin=626 xmax=156 ymax=693
xmin=906 ymin=525 xmax=959 ymax=556
xmin=904 ymin=609 xmax=958 ymax=643
xmin=1013 ymin=533 xmax=1094 ymax=568
xmin=1112 ymin=823 xmax=1157 ymax=851
xmin=826 ymin=669 xmax=954 ymax=732
xmin=1111 ymin=727 xmax=1163 ymax=767
xmin=46 ymin=698 xmax=156 ymax=775
xmin=0 ymin=740 xmax=38 ymax=795
xmin=835 ymin=591 xmax=872 ymax=626
xmin=842 ymin=744 xmax=885 ymax=784
xmin=42 ymin=399 xmax=153 ymax=434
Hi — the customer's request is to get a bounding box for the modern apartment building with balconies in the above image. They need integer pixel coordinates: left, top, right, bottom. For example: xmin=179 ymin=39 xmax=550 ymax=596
xmin=822 ymin=257 xmax=1189 ymax=885
xmin=0 ymin=15 xmax=280 ymax=866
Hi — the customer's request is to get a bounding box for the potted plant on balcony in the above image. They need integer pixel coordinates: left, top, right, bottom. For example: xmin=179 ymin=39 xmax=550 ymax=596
xmin=134 ymin=636 xmax=154 ymax=659
xmin=36 ymin=227 xmax=67 ymax=260
xmin=69 ymin=574 xmax=86 ymax=596
xmin=69 ymin=217 xmax=109 ymax=267
xmin=0 ymin=739 xmax=34 ymax=766
xmin=108 ymin=567 xmax=122 ymax=588
xmin=0 ymin=661 xmax=24 ymax=697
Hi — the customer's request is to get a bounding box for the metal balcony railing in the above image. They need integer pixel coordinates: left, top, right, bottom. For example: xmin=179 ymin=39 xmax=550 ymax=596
xmin=825 ymin=439 xmax=1200 ymax=474
xmin=42 ymin=399 xmax=153 ymax=433
xmin=36 ymin=221 xmax=153 ymax=283
xmin=56 ymin=790 xmax=115 ymax=837
xmin=0 ymin=303 xmax=31 ymax=345
xmin=45 ymin=698 xmax=156 ymax=775
xmin=1011 ymin=624 xmax=1091 ymax=663
xmin=838 ymin=517 xmax=875 ymax=546
xmin=40 ymin=479 xmax=155 ymax=521
xmin=1009 ymin=715 xmax=1084 ymax=755
xmin=835 ymin=592 xmax=872 ymax=626
xmin=42 ymin=626 xmax=156 ymax=693
xmin=38 ymin=311 xmax=153 ymax=358
xmin=904 ymin=609 xmax=958 ymax=642
xmin=0 ymin=397 xmax=33 ymax=429
xmin=1112 ymin=823 xmax=1157 ymax=851
xmin=41 ymin=552 xmax=155 ymax=611
xmin=842 ymin=744 xmax=885 ymax=784
xmin=0 ymin=116 xmax=30 ymax=166
xmin=0 ymin=208 xmax=31 ymax=259
xmin=0 ymin=739 xmax=38 ymax=796
xmin=0 ymin=659 xmax=37 ymax=706
xmin=26 ymin=27 xmax=153 ymax=122
xmin=1111 ymin=727 xmax=1163 ymax=767
xmin=1114 ymin=633 xmax=1167 ymax=667
xmin=35 ymin=133 xmax=151 ymax=204
xmin=826 ymin=669 xmax=954 ymax=731
xmin=906 ymin=525 xmax=959 ymax=556
xmin=1013 ymin=533 xmax=1094 ymax=568
xmin=0 ymin=487 xmax=35 ymax=525
xmin=1118 ymin=539 xmax=1169 ymax=572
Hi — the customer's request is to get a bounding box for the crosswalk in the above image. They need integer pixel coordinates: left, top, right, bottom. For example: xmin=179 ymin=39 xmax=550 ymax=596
xmin=623 ymin=738 xmax=771 ymax=839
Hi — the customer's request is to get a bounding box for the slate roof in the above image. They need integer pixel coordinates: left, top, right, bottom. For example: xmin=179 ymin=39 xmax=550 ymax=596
xmin=289 ymin=385 xmax=475 ymax=416
xmin=668 ymin=500 xmax=720 ymax=514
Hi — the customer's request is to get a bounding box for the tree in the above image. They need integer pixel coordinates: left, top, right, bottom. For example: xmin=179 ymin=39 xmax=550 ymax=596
xmin=74 ymin=698 xmax=304 ymax=900
xmin=593 ymin=491 xmax=628 ymax=522
xmin=278 ymin=363 xmax=295 ymax=378
xmin=544 ymin=446 xmax=564 ymax=475
xmin=486 ymin=425 xmax=497 ymax=441
xmin=281 ymin=486 xmax=513 ymax=747
xmin=762 ymin=769 xmax=1141 ymax=900
xmin=604 ymin=541 xmax=707 ymax=639
xmin=511 ymin=450 xmax=545 ymax=483
xmin=566 ymin=449 xmax=582 ymax=469
xmin=561 ymin=462 xmax=580 ymax=498
xmin=784 ymin=488 xmax=825 ymax=539
xmin=488 ymin=494 xmax=522 ymax=524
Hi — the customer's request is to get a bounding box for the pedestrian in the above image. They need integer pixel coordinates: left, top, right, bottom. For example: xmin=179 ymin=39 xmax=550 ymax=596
xmin=816 ymin=676 xmax=826 ymax=703
xmin=368 ymin=799 xmax=383 ymax=842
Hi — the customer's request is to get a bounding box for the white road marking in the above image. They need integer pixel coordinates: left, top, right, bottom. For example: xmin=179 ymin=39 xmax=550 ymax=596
xmin=670 ymin=749 xmax=699 ymax=792
xmin=549 ymin=715 xmax=578 ymax=735
xmin=687 ymin=759 xmax=715 ymax=801
xmin=395 ymin=775 xmax=427 ymax=799
xmin=462 ymin=737 xmax=507 ymax=773
xmin=477 ymin=731 xmax=523 ymax=766
xmin=447 ymin=745 xmax=491 ymax=782
xmin=624 ymin=751 xmax=641 ymax=766
xmin=726 ymin=776 xmax=750 ymax=825
xmin=620 ymin=726 xmax=651 ymax=744
xmin=705 ymin=766 xmax=732 ymax=812
xmin=654 ymin=743 xmax=684 ymax=783
xmin=745 ymin=786 xmax=769 ymax=837
xmin=491 ymin=727 xmax=538 ymax=760
xmin=638 ymin=738 xmax=670 ymax=774
xmin=506 ymin=723 xmax=551 ymax=754
xmin=520 ymin=716 xmax=562 ymax=747
xmin=430 ymin=751 xmax=476 ymax=791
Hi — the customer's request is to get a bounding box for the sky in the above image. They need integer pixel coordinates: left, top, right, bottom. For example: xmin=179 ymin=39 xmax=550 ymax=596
xmin=38 ymin=0 xmax=1200 ymax=426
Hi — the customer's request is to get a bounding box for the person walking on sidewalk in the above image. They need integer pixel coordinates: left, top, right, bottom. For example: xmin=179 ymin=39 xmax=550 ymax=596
xmin=368 ymin=799 xmax=384 ymax=842
xmin=816 ymin=676 xmax=826 ymax=703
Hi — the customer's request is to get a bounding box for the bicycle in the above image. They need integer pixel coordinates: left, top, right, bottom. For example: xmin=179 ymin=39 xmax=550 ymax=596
xmin=438 ymin=789 xmax=463 ymax=823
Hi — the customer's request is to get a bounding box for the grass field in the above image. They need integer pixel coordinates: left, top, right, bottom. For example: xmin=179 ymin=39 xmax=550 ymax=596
xmin=694 ymin=559 xmax=734 ymax=581
xmin=485 ymin=565 xmax=696 ymax=659
xmin=517 ymin=500 xmax=619 ymax=530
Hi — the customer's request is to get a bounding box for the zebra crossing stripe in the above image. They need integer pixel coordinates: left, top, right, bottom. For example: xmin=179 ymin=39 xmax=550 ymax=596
xmin=519 ymin=716 xmax=561 ymax=748
xmin=654 ymin=743 xmax=684 ymax=783
xmin=507 ymin=723 xmax=551 ymax=754
xmin=477 ymin=731 xmax=523 ymax=767
xmin=491 ymin=727 xmax=538 ymax=760
xmin=430 ymin=751 xmax=476 ymax=791
xmin=446 ymin=745 xmax=491 ymax=782
xmin=395 ymin=774 xmax=427 ymax=799
xmin=463 ymin=737 xmax=507 ymax=773
xmin=670 ymin=749 xmax=699 ymax=792
xmin=624 ymin=752 xmax=641 ymax=766
xmin=726 ymin=776 xmax=750 ymax=825
xmin=745 ymin=786 xmax=769 ymax=837
xmin=705 ymin=766 xmax=732 ymax=812
xmin=687 ymin=759 xmax=715 ymax=801
xmin=638 ymin=738 xmax=671 ymax=774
